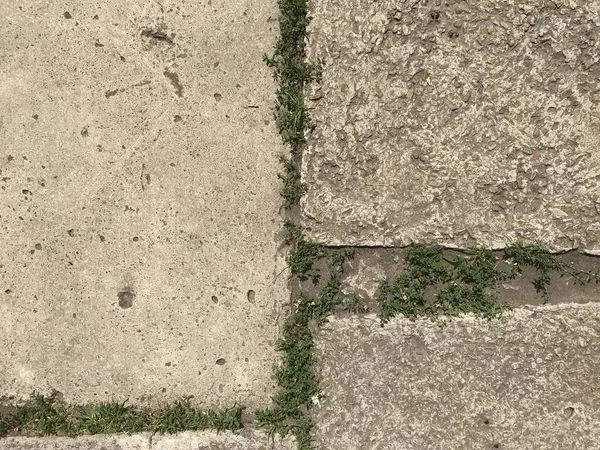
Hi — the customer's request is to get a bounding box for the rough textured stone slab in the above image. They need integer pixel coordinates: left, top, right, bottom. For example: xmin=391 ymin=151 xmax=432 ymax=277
xmin=0 ymin=1 xmax=286 ymax=408
xmin=0 ymin=430 xmax=294 ymax=450
xmin=312 ymin=304 xmax=600 ymax=449
xmin=303 ymin=0 xmax=600 ymax=253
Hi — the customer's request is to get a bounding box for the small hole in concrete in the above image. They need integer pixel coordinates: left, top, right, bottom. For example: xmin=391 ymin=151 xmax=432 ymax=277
xmin=173 ymin=115 xmax=182 ymax=122
xmin=247 ymin=290 xmax=255 ymax=303
xmin=5 ymin=289 xmax=12 ymax=294
xmin=118 ymin=290 xmax=135 ymax=309
xmin=430 ymin=10 xmax=440 ymax=20
xmin=216 ymin=358 xmax=226 ymax=365
xmin=214 ymin=93 xmax=222 ymax=101
xmin=32 ymin=114 xmax=38 ymax=120
xmin=67 ymin=229 xmax=75 ymax=237
xmin=211 ymin=295 xmax=218 ymax=304
xmin=63 ymin=11 xmax=72 ymax=19
xmin=34 ymin=243 xmax=42 ymax=250
xmin=165 ymin=362 xmax=171 ymax=367
xmin=99 ymin=235 xmax=105 ymax=242
xmin=493 ymin=444 xmax=500 ymax=449
xmin=483 ymin=418 xmax=490 ymax=425
xmin=564 ymin=406 xmax=575 ymax=419
xmin=133 ymin=236 xmax=139 ymax=242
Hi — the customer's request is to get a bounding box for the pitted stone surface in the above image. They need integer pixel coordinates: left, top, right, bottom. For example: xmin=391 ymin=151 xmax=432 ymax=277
xmin=0 ymin=0 xmax=286 ymax=408
xmin=312 ymin=304 xmax=600 ymax=450
xmin=303 ymin=0 xmax=600 ymax=253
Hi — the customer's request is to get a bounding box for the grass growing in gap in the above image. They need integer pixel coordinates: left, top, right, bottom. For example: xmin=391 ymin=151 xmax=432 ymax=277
xmin=504 ymin=244 xmax=600 ymax=301
xmin=377 ymin=243 xmax=600 ymax=325
xmin=278 ymin=156 xmax=307 ymax=207
xmin=284 ymin=219 xmax=322 ymax=283
xmin=255 ymin=250 xmax=352 ymax=449
xmin=264 ymin=0 xmax=324 ymax=152
xmin=0 ymin=393 xmax=244 ymax=438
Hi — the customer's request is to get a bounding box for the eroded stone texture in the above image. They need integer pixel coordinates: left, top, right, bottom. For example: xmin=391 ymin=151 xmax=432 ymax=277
xmin=303 ymin=0 xmax=600 ymax=253
xmin=312 ymin=304 xmax=600 ymax=449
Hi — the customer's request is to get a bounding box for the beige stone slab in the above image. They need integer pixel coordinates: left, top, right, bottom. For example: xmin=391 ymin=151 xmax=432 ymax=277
xmin=0 ymin=430 xmax=294 ymax=450
xmin=0 ymin=1 xmax=286 ymax=408
xmin=303 ymin=0 xmax=600 ymax=253
xmin=312 ymin=304 xmax=600 ymax=450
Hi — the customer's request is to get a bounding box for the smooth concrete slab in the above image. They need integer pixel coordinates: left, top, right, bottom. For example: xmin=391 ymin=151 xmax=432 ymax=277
xmin=312 ymin=304 xmax=600 ymax=449
xmin=302 ymin=0 xmax=600 ymax=253
xmin=0 ymin=430 xmax=294 ymax=450
xmin=0 ymin=1 xmax=286 ymax=408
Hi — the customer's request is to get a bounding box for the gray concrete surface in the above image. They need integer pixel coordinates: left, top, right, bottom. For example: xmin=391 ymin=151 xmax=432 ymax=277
xmin=0 ymin=0 xmax=287 ymax=408
xmin=0 ymin=429 xmax=294 ymax=450
xmin=303 ymin=0 xmax=600 ymax=253
xmin=312 ymin=304 xmax=600 ymax=450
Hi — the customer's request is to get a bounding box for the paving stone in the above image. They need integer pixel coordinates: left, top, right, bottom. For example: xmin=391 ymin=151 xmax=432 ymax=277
xmin=303 ymin=0 xmax=600 ymax=253
xmin=0 ymin=430 xmax=294 ymax=450
xmin=312 ymin=304 xmax=600 ymax=449
xmin=0 ymin=0 xmax=286 ymax=408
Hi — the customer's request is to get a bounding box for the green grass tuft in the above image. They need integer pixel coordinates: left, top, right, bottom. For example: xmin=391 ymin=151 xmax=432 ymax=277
xmin=278 ymin=156 xmax=307 ymax=207
xmin=264 ymin=0 xmax=324 ymax=152
xmin=284 ymin=219 xmax=322 ymax=283
xmin=77 ymin=402 xmax=141 ymax=435
xmin=0 ymin=394 xmax=244 ymax=438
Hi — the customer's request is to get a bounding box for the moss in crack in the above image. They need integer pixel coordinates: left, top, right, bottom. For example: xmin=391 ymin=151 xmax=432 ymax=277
xmin=0 ymin=393 xmax=244 ymax=438
xmin=278 ymin=156 xmax=307 ymax=207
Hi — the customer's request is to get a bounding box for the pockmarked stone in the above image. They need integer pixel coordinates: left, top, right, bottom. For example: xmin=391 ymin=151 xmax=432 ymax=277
xmin=303 ymin=0 xmax=600 ymax=253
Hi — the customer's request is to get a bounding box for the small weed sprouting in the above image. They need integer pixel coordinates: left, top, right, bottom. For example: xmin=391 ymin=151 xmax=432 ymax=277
xmin=278 ymin=156 xmax=307 ymax=207
xmin=329 ymin=248 xmax=355 ymax=273
xmin=342 ymin=295 xmax=369 ymax=314
xmin=284 ymin=219 xmax=322 ymax=283
xmin=0 ymin=394 xmax=244 ymax=438
xmin=377 ymin=243 xmax=600 ymax=325
xmin=504 ymin=244 xmax=600 ymax=301
xmin=311 ymin=276 xmax=342 ymax=325
xmin=377 ymin=244 xmax=511 ymax=325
